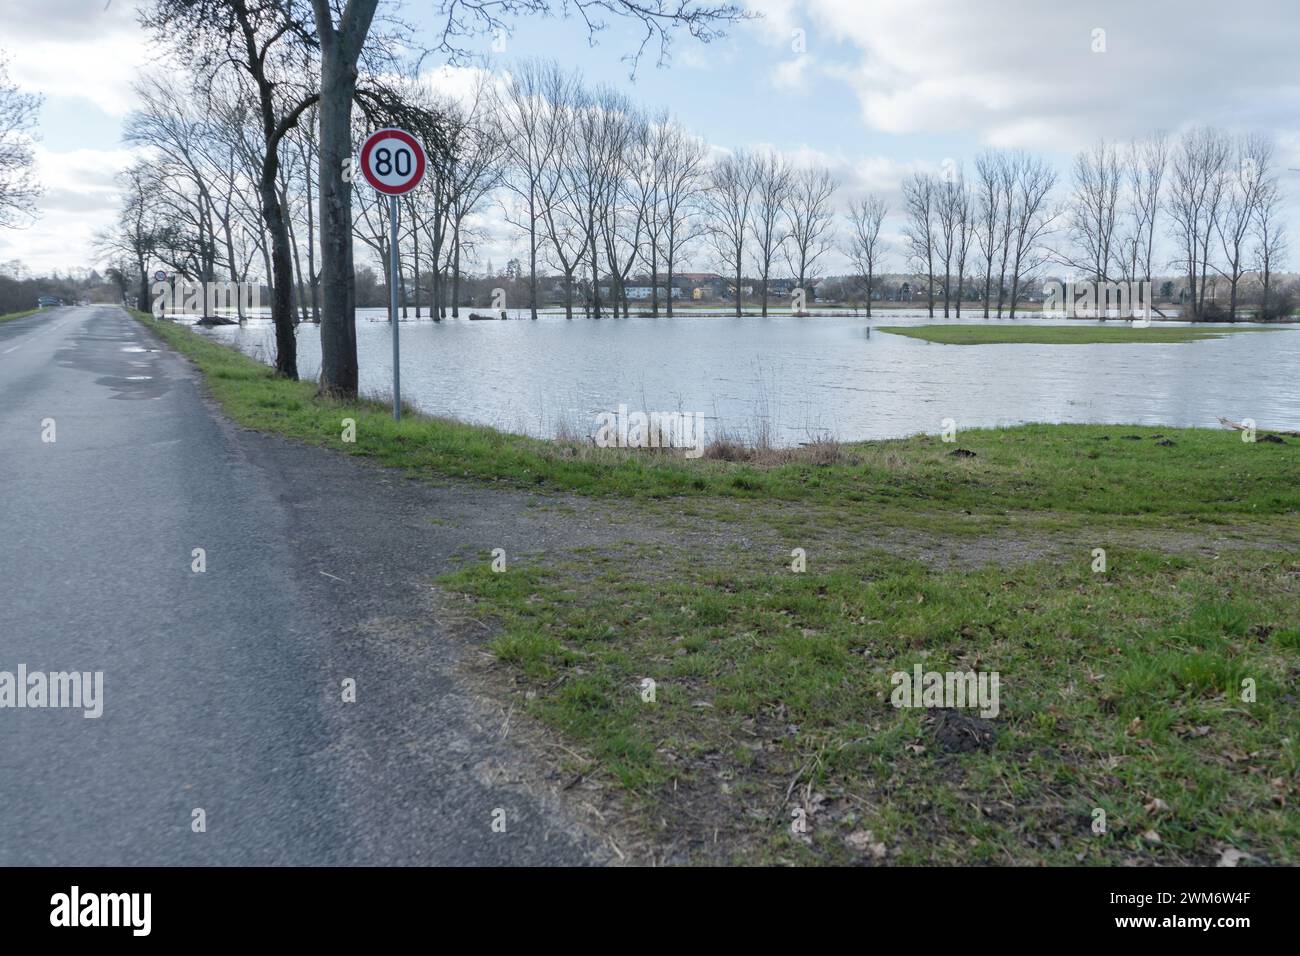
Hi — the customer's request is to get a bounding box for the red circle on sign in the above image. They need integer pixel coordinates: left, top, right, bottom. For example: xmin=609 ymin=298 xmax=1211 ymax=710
xmin=359 ymin=128 xmax=427 ymax=195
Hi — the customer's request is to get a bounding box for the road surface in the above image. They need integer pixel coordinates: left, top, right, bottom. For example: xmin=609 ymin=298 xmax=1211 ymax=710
xmin=0 ymin=306 xmax=604 ymax=865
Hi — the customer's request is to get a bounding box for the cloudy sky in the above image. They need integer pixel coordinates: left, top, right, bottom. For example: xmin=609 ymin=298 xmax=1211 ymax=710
xmin=2 ymin=0 xmax=1299 ymax=275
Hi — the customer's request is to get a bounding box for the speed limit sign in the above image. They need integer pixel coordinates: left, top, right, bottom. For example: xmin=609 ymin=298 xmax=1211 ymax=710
xmin=359 ymin=128 xmax=426 ymax=195
xmin=360 ymin=127 xmax=427 ymax=421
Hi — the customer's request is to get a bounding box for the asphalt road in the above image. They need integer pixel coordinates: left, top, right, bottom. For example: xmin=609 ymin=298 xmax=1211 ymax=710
xmin=0 ymin=306 xmax=604 ymax=865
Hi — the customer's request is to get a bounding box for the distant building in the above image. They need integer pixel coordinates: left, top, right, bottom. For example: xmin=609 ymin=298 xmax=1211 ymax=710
xmin=598 ymin=285 xmax=684 ymax=300
xmin=671 ymin=272 xmax=727 ymax=300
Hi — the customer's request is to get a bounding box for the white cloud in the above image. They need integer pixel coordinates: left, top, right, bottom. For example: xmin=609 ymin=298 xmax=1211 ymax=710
xmin=766 ymin=0 xmax=1300 ymax=151
xmin=0 ymin=146 xmax=136 ymax=271
xmin=1 ymin=1 xmax=146 ymax=116
xmin=418 ymin=64 xmax=500 ymax=108
xmin=771 ymin=56 xmax=810 ymax=92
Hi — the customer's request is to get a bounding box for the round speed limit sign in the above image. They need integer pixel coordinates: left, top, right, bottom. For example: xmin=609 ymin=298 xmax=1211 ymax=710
xmin=359 ymin=128 xmax=427 ymax=195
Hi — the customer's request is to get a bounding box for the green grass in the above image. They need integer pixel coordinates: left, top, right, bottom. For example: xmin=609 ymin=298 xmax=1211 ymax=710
xmin=877 ymin=323 xmax=1285 ymax=345
xmin=0 ymin=308 xmax=40 ymax=324
xmin=443 ymin=544 xmax=1300 ymax=865
xmin=132 ymin=309 xmax=1300 ymax=864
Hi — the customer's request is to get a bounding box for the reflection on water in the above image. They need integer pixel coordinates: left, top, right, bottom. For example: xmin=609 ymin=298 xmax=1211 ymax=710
xmin=197 ymin=309 xmax=1300 ymax=446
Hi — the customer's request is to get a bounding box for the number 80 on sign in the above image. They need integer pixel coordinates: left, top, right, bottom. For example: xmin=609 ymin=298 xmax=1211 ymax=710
xmin=359 ymin=128 xmax=427 ymax=195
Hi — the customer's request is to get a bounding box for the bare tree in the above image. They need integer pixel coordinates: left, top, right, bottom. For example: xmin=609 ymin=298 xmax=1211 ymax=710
xmin=652 ymin=117 xmax=707 ymax=317
xmin=704 ymin=150 xmax=756 ymax=316
xmin=747 ymin=149 xmax=791 ymax=316
xmin=934 ymin=166 xmax=972 ymax=317
xmin=1062 ymin=139 xmax=1121 ymax=286
xmin=536 ymin=67 xmax=587 ymax=319
xmin=846 ymin=195 xmax=887 ymax=316
xmin=428 ymin=0 xmax=748 ymax=72
xmin=1120 ymin=132 xmax=1167 ymax=291
xmin=901 ymin=171 xmax=936 ymax=316
xmin=143 ymin=1 xmax=322 ymax=375
xmin=973 ymin=151 xmax=1006 ymax=317
xmin=634 ymin=109 xmax=670 ymax=315
xmin=603 ymin=104 xmax=651 ymax=317
xmin=993 ymin=154 xmax=1019 ymax=316
xmin=1005 ymin=154 xmax=1058 ymax=318
xmin=562 ymin=86 xmax=628 ymax=318
xmin=591 ymin=90 xmax=642 ymax=316
xmin=0 ymin=52 xmax=41 ymax=229
xmin=1167 ymin=126 xmax=1230 ymax=318
xmin=783 ymin=166 xmax=838 ymax=302
xmin=444 ymin=79 xmax=503 ymax=317
xmin=951 ymin=172 xmax=974 ymax=317
xmin=1252 ymin=174 xmax=1288 ymax=319
xmin=1214 ymin=133 xmax=1273 ymax=320
xmin=496 ymin=60 xmax=570 ymax=319
xmin=124 ymin=78 xmax=224 ymax=294
xmin=97 ymin=164 xmax=164 ymax=312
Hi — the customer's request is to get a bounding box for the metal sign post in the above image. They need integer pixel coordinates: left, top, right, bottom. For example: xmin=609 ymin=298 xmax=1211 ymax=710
xmin=358 ymin=127 xmax=428 ymax=421
xmin=389 ymin=194 xmax=401 ymax=420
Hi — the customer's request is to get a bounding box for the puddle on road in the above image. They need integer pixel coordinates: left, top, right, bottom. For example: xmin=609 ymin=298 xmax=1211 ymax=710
xmin=95 ymin=374 xmax=169 ymax=399
xmin=120 ymin=346 xmax=157 ymax=353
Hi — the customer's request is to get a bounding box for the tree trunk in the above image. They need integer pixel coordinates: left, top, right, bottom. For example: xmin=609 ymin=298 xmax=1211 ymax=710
xmin=412 ymin=208 xmax=421 ymax=318
xmin=316 ymin=46 xmax=358 ymax=395
xmin=589 ymin=231 xmax=601 ymax=318
xmin=313 ymin=0 xmax=377 ymax=398
xmin=305 ymin=147 xmax=320 ymax=322
xmin=650 ymin=250 xmax=659 ymax=316
xmin=926 ymin=250 xmax=935 ymax=318
xmin=284 ymin=186 xmax=308 ymax=326
xmin=136 ymin=254 xmax=150 ymax=313
xmin=259 ymin=172 xmax=299 ymax=378
xmin=666 ymin=257 xmax=675 ymax=317
xmin=528 ymin=196 xmax=538 ymax=320
xmin=451 ymin=221 xmax=461 ymax=318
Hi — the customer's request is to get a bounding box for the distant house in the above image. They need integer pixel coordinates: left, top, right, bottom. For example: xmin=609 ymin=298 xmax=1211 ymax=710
xmin=671 ymin=272 xmax=727 ymax=300
xmin=598 ymin=285 xmax=684 ymax=300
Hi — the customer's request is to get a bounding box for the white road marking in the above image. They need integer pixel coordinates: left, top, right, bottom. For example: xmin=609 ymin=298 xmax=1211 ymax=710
xmin=2 ymin=346 xmax=18 ymax=354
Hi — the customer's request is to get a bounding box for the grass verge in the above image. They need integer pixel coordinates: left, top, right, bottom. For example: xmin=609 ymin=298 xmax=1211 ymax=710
xmin=0 ymin=308 xmax=40 ymax=324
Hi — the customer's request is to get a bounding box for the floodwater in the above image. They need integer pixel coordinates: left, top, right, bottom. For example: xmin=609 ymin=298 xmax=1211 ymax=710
xmin=196 ymin=308 xmax=1300 ymax=446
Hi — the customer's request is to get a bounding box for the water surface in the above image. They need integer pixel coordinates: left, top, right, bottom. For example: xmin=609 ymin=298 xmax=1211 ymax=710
xmin=198 ymin=309 xmax=1300 ymax=446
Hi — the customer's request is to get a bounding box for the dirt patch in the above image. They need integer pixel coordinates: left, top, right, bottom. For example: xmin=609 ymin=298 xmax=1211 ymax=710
xmin=932 ymin=712 xmax=997 ymax=753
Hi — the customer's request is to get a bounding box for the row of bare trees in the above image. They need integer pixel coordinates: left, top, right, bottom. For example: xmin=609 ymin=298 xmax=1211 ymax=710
xmin=490 ymin=60 xmax=714 ymax=319
xmin=899 ymin=153 xmax=1058 ymax=320
xmin=884 ymin=128 xmax=1288 ymax=322
xmin=102 ymin=0 xmax=747 ymax=397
